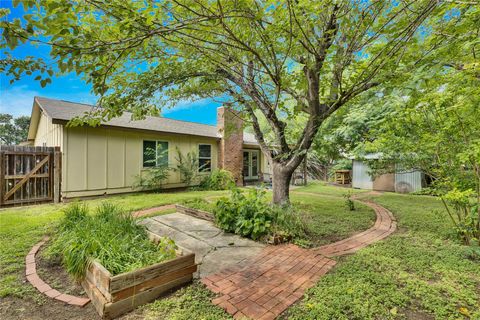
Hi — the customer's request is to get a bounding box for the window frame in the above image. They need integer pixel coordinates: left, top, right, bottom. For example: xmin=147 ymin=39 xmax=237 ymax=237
xmin=142 ymin=140 xmax=170 ymax=168
xmin=198 ymin=143 xmax=212 ymax=173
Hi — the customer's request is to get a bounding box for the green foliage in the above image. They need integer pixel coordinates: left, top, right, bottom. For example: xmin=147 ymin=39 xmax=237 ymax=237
xmin=141 ymin=282 xmax=230 ymax=320
xmin=442 ymin=189 xmax=479 ymax=245
xmin=214 ymin=188 xmax=273 ymax=240
xmin=0 ymin=114 xmax=30 ymax=145
xmin=198 ymin=169 xmax=235 ymax=191
xmin=288 ymin=193 xmax=480 ymax=320
xmin=213 ymin=187 xmax=307 ymax=241
xmin=173 ymin=147 xmax=200 ymax=187
xmin=134 ymin=148 xmax=170 ymax=191
xmin=343 ymin=191 xmax=356 ymax=211
xmin=46 ymin=202 xmax=176 ymax=280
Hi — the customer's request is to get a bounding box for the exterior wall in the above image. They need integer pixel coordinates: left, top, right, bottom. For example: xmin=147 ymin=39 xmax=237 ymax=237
xmin=62 ymin=126 xmax=219 ymax=198
xmin=33 ymin=112 xmax=63 ymax=148
xmin=372 ymin=173 xmax=395 ymax=192
xmin=217 ymin=107 xmax=244 ymax=185
xmin=352 ymin=160 xmax=373 ymax=189
xmin=395 ymin=168 xmax=423 ymax=193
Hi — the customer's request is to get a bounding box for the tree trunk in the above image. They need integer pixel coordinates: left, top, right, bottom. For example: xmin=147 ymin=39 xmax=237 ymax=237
xmin=272 ymin=163 xmax=294 ymax=206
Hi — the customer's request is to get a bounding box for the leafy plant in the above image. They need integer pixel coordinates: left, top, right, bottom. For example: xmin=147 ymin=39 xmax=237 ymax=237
xmin=213 ymin=187 xmax=306 ymax=241
xmin=134 ymin=147 xmax=170 ymax=191
xmin=198 ymin=169 xmax=235 ymax=191
xmin=441 ymin=189 xmax=479 ymax=245
xmin=46 ymin=202 xmax=176 ymax=280
xmin=343 ymin=191 xmax=356 ymax=211
xmin=173 ymin=147 xmax=201 ymax=187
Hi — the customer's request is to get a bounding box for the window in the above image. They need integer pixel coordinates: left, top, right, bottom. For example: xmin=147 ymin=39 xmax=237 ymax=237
xmin=143 ymin=140 xmax=169 ymax=167
xmin=198 ymin=144 xmax=212 ymax=172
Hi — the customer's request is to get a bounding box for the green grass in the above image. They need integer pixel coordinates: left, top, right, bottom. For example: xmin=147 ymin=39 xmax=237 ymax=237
xmin=0 ymin=189 xmax=227 ymax=299
xmin=140 ymin=282 xmax=231 ymax=320
xmin=286 ymin=191 xmax=480 ymax=320
xmin=294 ymin=181 xmax=367 ymax=197
xmin=290 ymin=193 xmax=376 ymax=246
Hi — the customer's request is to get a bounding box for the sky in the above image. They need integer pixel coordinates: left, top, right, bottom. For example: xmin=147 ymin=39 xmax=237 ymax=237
xmin=0 ymin=1 xmax=220 ymax=125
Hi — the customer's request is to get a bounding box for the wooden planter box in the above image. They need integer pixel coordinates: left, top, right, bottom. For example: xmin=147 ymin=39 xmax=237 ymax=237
xmin=175 ymin=204 xmax=214 ymax=222
xmin=81 ymin=231 xmax=196 ymax=319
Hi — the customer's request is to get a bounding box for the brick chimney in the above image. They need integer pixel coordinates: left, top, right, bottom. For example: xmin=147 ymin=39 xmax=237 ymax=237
xmin=217 ymin=106 xmax=244 ymax=186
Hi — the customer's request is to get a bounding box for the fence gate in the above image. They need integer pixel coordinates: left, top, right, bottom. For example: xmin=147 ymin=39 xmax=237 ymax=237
xmin=0 ymin=146 xmax=61 ymax=207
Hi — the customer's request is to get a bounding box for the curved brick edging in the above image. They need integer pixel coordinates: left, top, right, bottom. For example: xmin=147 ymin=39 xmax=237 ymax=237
xmin=25 ymin=237 xmax=90 ymax=307
xmin=202 ymin=195 xmax=396 ymax=320
xmin=132 ymin=204 xmax=176 ymax=218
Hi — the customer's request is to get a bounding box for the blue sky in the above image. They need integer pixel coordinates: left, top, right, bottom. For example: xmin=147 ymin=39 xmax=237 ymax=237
xmin=0 ymin=1 xmax=220 ymax=125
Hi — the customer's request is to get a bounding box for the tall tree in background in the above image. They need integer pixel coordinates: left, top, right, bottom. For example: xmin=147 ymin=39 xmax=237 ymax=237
xmin=0 ymin=114 xmax=30 ymax=145
xmin=0 ymin=0 xmax=470 ymax=204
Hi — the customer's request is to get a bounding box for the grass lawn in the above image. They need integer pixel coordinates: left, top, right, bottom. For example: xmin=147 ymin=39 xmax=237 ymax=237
xmin=2 ymin=182 xmax=478 ymax=320
xmin=286 ymin=191 xmax=480 ymax=320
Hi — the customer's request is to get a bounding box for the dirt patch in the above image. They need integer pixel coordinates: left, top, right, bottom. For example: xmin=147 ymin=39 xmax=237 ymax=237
xmin=0 ymin=296 xmax=99 ymax=320
xmin=0 ymin=245 xmax=100 ymax=320
xmin=35 ymin=246 xmax=86 ymax=297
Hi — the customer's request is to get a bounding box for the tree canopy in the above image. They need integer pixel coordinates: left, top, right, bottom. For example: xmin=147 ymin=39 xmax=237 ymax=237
xmin=0 ymin=114 xmax=30 ymax=145
xmin=1 ymin=0 xmax=475 ymax=204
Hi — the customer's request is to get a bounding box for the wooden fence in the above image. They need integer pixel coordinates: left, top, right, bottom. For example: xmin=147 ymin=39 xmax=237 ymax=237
xmin=0 ymin=145 xmax=61 ymax=207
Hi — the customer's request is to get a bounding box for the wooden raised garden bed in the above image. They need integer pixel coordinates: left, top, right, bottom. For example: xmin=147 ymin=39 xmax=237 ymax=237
xmin=82 ymin=231 xmax=196 ymax=319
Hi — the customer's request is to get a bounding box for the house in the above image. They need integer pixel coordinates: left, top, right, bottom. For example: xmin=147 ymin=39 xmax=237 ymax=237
xmin=26 ymin=97 xmax=271 ymax=199
xmin=351 ymin=154 xmax=425 ymax=193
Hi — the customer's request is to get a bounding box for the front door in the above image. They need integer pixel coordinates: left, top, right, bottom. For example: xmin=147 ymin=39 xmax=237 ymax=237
xmin=243 ymin=150 xmax=259 ymax=180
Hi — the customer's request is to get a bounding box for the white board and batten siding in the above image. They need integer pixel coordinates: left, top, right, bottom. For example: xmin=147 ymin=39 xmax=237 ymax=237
xmin=352 ymin=160 xmax=373 ymax=189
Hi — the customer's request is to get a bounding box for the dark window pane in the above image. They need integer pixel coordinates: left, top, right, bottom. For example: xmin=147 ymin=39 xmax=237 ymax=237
xmin=199 ymin=159 xmax=211 ymax=172
xmin=143 ymin=141 xmax=156 ymax=167
xmin=252 ymin=152 xmax=258 ymax=177
xmin=157 ymin=141 xmax=169 ymax=166
xmin=199 ymin=144 xmax=211 ymax=158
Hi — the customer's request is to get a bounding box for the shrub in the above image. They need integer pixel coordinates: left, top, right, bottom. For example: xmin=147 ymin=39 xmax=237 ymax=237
xmin=213 ymin=187 xmax=306 ymax=241
xmin=199 ymin=169 xmax=235 ymax=190
xmin=173 ymin=147 xmax=201 ymax=187
xmin=343 ymin=191 xmax=356 ymax=211
xmin=46 ymin=202 xmax=176 ymax=280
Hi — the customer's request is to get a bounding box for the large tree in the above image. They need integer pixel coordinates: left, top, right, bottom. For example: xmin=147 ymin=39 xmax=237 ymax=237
xmin=0 ymin=114 xmax=30 ymax=145
xmin=1 ymin=0 xmax=470 ymax=204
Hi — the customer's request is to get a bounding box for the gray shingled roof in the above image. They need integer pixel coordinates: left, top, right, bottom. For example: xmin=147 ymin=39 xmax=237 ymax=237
xmin=34 ymin=96 xmax=259 ymax=145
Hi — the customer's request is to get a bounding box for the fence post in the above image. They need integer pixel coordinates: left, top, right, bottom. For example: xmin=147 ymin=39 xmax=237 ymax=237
xmin=53 ymin=147 xmax=62 ymax=203
xmin=0 ymin=151 xmax=4 ymax=206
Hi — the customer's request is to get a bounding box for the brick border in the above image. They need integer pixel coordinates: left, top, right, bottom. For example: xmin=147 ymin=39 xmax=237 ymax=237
xmin=25 ymin=237 xmax=90 ymax=307
xmin=132 ymin=204 xmax=176 ymax=218
xmin=202 ymin=195 xmax=397 ymax=319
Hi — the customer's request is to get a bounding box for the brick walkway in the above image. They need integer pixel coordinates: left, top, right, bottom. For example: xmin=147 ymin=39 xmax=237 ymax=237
xmin=202 ymin=196 xmax=396 ymax=319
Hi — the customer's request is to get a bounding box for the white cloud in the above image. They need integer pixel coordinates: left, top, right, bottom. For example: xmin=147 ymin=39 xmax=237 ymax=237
xmin=162 ymin=98 xmax=218 ymax=114
xmin=0 ymin=86 xmax=39 ymax=117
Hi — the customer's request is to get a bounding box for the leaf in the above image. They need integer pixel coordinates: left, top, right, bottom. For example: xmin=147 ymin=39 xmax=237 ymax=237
xmin=459 ymin=307 xmax=470 ymax=317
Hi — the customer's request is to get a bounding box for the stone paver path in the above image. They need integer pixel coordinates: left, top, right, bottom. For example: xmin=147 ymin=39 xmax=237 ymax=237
xmin=202 ymin=195 xmax=396 ymax=319
xmin=141 ymin=213 xmax=265 ymax=277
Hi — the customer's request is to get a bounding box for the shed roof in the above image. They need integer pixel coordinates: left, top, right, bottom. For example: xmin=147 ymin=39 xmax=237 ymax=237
xmin=32 ymin=96 xmax=259 ymax=145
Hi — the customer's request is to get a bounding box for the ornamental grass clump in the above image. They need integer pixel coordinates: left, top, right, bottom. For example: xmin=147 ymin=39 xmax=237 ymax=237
xmin=46 ymin=202 xmax=176 ymax=281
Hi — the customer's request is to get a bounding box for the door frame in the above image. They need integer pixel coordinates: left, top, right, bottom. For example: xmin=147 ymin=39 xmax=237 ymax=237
xmin=243 ymin=149 xmax=260 ymax=180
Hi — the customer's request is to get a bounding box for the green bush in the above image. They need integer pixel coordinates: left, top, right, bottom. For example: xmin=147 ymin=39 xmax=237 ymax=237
xmin=213 ymin=187 xmax=306 ymax=241
xmin=199 ymin=169 xmax=235 ymax=191
xmin=46 ymin=202 xmax=176 ymax=280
